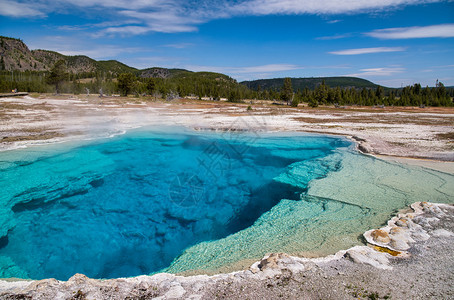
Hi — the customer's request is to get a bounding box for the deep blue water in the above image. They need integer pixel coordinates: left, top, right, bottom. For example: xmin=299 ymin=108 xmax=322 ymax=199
xmin=0 ymin=127 xmax=351 ymax=280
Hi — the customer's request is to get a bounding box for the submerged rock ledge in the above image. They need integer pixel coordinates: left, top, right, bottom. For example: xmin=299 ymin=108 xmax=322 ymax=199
xmin=0 ymin=202 xmax=453 ymax=299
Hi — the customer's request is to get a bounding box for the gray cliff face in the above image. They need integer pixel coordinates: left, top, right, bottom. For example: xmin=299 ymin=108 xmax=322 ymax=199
xmin=0 ymin=202 xmax=453 ymax=300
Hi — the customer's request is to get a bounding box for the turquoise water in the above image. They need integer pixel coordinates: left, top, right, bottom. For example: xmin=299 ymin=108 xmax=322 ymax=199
xmin=0 ymin=127 xmax=453 ymax=280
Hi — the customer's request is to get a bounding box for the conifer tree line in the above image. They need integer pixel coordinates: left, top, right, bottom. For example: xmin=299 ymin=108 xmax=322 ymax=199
xmin=0 ymin=60 xmax=249 ymax=101
xmin=281 ymin=80 xmax=453 ymax=107
xmin=0 ymin=61 xmax=453 ymax=107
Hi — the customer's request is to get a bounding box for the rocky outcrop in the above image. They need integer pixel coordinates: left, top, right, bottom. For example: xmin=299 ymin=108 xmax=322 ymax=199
xmin=0 ymin=37 xmax=48 ymax=71
xmin=351 ymin=135 xmax=374 ymax=154
xmin=0 ymin=202 xmax=452 ymax=299
xmin=140 ymin=68 xmax=174 ymax=79
xmin=363 ymin=202 xmax=445 ymax=254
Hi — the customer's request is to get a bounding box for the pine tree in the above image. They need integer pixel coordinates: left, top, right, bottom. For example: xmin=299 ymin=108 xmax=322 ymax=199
xmin=375 ymin=86 xmax=384 ymax=103
xmin=146 ymin=77 xmax=156 ymax=95
xmin=46 ymin=60 xmax=68 ymax=94
xmin=314 ymin=81 xmax=328 ymax=104
xmin=117 ymin=73 xmax=136 ymax=96
xmin=280 ymin=77 xmax=293 ymax=105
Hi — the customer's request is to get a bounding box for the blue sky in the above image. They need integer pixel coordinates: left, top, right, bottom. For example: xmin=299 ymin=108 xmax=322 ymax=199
xmin=1 ymin=0 xmax=453 ymax=87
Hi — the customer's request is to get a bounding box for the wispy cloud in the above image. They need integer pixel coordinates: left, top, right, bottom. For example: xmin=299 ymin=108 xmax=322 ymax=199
xmin=117 ymin=9 xmax=204 ymax=33
xmin=58 ymin=46 xmax=145 ymax=59
xmin=366 ymin=24 xmax=454 ymax=39
xmin=230 ymin=0 xmax=444 ymax=15
xmin=184 ymin=63 xmax=304 ymax=81
xmin=237 ymin=64 xmax=302 ymax=73
xmin=0 ymin=0 xmax=45 ymax=17
xmin=97 ymin=26 xmax=153 ymax=36
xmin=1 ymin=0 xmax=447 ymax=36
xmin=329 ymin=47 xmax=406 ymax=55
xmin=163 ymin=43 xmax=194 ymax=49
xmin=28 ymin=35 xmax=146 ymax=59
xmin=187 ymin=63 xmax=302 ymax=74
xmin=347 ymin=67 xmax=405 ymax=76
xmin=57 ymin=20 xmax=140 ymax=32
xmin=316 ymin=33 xmax=352 ymax=40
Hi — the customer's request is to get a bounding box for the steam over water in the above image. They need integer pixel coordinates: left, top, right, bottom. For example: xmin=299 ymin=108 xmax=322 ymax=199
xmin=0 ymin=127 xmax=453 ymax=280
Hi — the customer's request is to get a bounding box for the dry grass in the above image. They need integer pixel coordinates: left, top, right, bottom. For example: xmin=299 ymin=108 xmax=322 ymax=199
xmin=293 ymin=114 xmax=454 ymax=126
xmin=1 ymin=131 xmax=63 ymax=142
xmin=436 ymin=132 xmax=454 ymax=141
xmin=0 ymin=102 xmax=54 ymax=111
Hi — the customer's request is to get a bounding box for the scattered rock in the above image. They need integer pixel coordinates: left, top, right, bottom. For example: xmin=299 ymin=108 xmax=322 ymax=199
xmin=390 ymin=238 xmax=410 ymax=251
xmin=358 ymin=143 xmax=373 ymax=154
xmin=162 ymin=284 xmax=186 ymax=299
xmin=257 ymin=253 xmax=289 ymax=271
xmin=344 ymin=246 xmax=392 ymax=270
xmin=371 ymin=229 xmax=391 ymax=243
xmin=411 ymin=229 xmax=430 ymax=241
xmin=432 ymin=229 xmax=454 ymax=237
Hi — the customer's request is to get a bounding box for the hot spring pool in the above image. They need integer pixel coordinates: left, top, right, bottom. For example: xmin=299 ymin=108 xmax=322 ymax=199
xmin=0 ymin=127 xmax=453 ymax=280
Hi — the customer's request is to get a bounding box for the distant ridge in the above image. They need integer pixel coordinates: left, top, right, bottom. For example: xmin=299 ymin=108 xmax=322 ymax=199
xmin=241 ymin=77 xmax=379 ymax=91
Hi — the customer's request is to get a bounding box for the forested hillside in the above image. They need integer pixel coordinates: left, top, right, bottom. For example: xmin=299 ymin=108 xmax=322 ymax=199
xmin=241 ymin=77 xmax=378 ymax=91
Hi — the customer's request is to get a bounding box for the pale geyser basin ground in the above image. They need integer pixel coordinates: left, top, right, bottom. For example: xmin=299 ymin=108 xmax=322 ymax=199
xmin=0 ymin=126 xmax=453 ymax=281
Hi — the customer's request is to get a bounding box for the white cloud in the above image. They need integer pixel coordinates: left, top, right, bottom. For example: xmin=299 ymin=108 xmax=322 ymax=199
xmin=347 ymin=67 xmax=405 ymax=76
xmin=57 ymin=20 xmax=140 ymax=31
xmin=163 ymin=43 xmax=194 ymax=49
xmin=28 ymin=36 xmax=146 ymax=59
xmin=329 ymin=47 xmax=406 ymax=55
xmin=186 ymin=63 xmax=302 ymax=74
xmin=58 ymin=46 xmax=144 ymax=59
xmin=184 ymin=63 xmax=304 ymax=81
xmin=230 ymin=0 xmax=443 ymax=15
xmin=2 ymin=0 xmax=447 ymax=36
xmin=58 ymin=0 xmax=166 ymax=10
xmin=100 ymin=26 xmax=153 ymax=36
xmin=373 ymin=78 xmax=413 ymax=87
xmin=237 ymin=64 xmax=302 ymax=73
xmin=366 ymin=24 xmax=454 ymax=39
xmin=316 ymin=33 xmax=352 ymax=40
xmin=126 ymin=56 xmax=185 ymax=69
xmin=104 ymin=9 xmax=203 ymax=34
xmin=0 ymin=0 xmax=44 ymax=17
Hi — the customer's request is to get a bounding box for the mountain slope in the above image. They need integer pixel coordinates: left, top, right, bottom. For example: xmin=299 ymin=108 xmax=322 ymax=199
xmin=0 ymin=36 xmax=137 ymax=74
xmin=0 ymin=37 xmax=49 ymax=71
